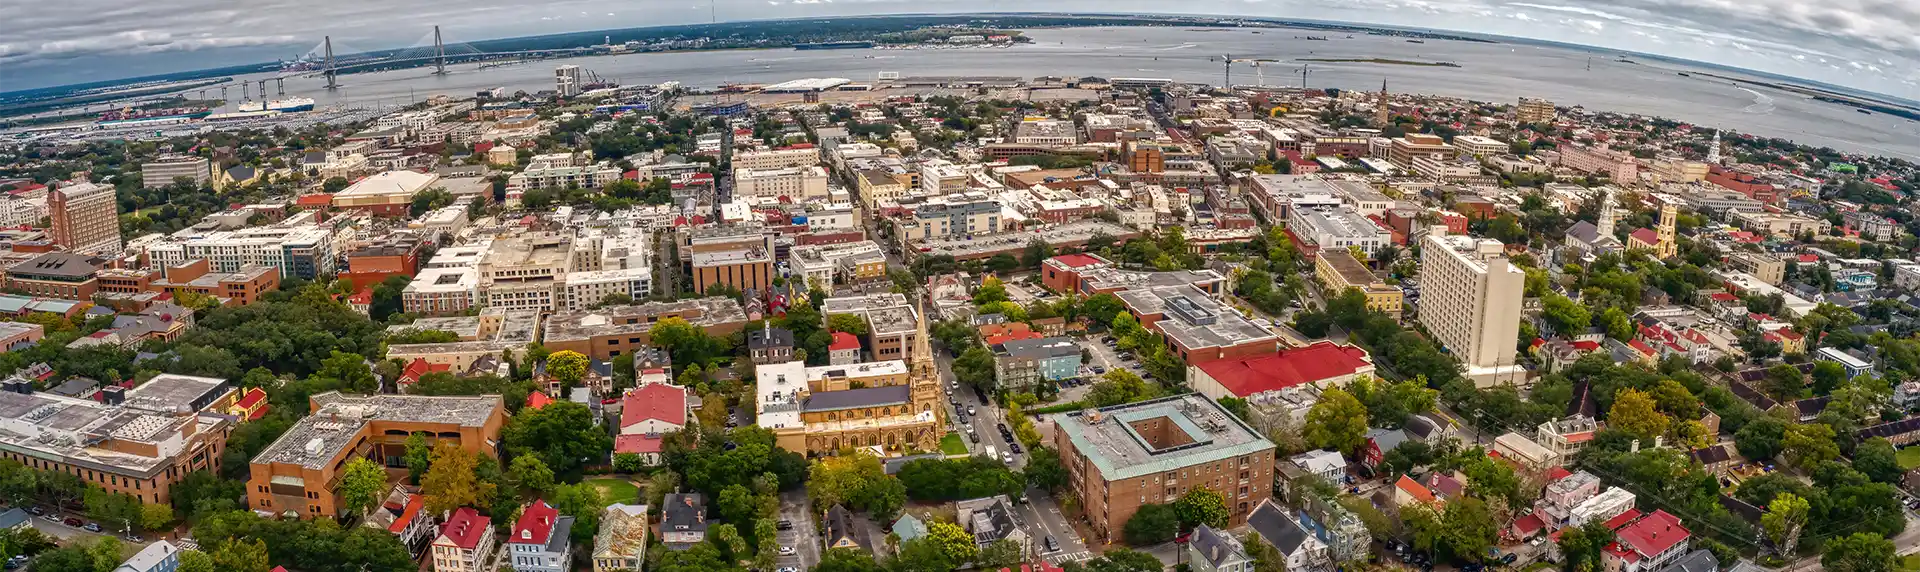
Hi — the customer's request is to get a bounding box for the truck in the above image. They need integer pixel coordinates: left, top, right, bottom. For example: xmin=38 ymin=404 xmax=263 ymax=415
xmin=985 ymin=445 xmax=999 ymax=460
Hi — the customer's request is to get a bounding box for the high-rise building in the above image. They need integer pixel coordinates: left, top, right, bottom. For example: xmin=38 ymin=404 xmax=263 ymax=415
xmin=555 ymin=65 xmax=582 ymax=98
xmin=48 ymin=181 xmax=122 ymax=255
xmin=1517 ymin=97 xmax=1557 ymax=124
xmin=1418 ymin=234 xmax=1525 ymax=387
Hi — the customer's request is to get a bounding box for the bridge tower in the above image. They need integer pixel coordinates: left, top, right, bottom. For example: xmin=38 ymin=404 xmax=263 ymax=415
xmin=433 ymin=26 xmax=448 ymax=75
xmin=323 ymin=36 xmax=339 ymax=90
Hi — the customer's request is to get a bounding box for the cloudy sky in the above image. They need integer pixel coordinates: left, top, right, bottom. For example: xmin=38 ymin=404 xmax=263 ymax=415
xmin=4 ymin=0 xmax=1918 ymax=98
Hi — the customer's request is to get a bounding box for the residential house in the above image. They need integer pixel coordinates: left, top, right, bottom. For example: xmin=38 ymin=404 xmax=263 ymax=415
xmin=1603 ymin=510 xmax=1692 ymax=572
xmin=508 ymin=500 xmax=573 ymax=572
xmin=991 ymin=337 xmax=1082 ymax=393
xmin=661 ymin=493 xmax=709 ymax=550
xmin=362 ymin=485 xmax=437 ymax=557
xmin=114 ymin=541 xmax=181 ymax=572
xmin=1289 ymin=450 xmax=1347 ymax=483
xmin=1187 ymin=524 xmax=1253 ymax=572
xmin=1361 ymin=428 xmax=1409 ymax=469
xmin=956 ymin=495 xmax=1030 ymax=555
xmin=1247 ymin=498 xmax=1330 ymax=572
xmin=432 ymin=508 xmax=495 ymax=572
xmin=890 ymin=514 xmax=930 ymax=555
xmin=593 ymin=504 xmax=649 ymax=572
xmin=614 ymin=383 xmax=690 ymax=465
xmin=824 ymin=505 xmax=874 ymax=552
xmin=1296 ymin=492 xmax=1368 ymax=563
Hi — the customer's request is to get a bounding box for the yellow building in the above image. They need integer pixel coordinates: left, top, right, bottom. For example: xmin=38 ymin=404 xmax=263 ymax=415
xmin=754 ymin=304 xmax=945 ymax=456
xmin=1313 ymin=249 xmax=1403 ymax=318
xmin=1627 ymin=204 xmax=1679 ymax=259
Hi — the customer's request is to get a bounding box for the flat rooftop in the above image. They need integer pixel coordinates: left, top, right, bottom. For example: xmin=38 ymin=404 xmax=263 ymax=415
xmin=754 ymin=361 xmax=807 ymax=431
xmin=822 ymin=293 xmax=917 ymax=335
xmin=1115 ymin=286 xmax=1278 ymax=351
xmin=1054 ymin=394 xmax=1275 ymax=481
xmin=806 ymin=360 xmax=908 ymax=382
xmin=544 ymin=297 xmax=747 ymax=343
xmin=911 ymin=220 xmax=1138 ymax=258
xmin=0 ymin=373 xmax=230 ymax=476
xmin=254 ymin=392 xmax=502 ymax=470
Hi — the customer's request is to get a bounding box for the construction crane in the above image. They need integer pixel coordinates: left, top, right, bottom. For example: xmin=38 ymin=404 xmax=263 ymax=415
xmin=1220 ymin=54 xmax=1268 ymax=87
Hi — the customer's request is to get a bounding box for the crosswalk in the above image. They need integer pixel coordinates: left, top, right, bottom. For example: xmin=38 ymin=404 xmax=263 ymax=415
xmin=1049 ymin=550 xmax=1096 ymax=562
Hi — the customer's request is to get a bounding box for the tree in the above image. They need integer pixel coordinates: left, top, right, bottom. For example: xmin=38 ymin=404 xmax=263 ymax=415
xmin=827 ymin=314 xmax=870 ymax=336
xmin=1174 ymin=487 xmax=1230 ymax=530
xmin=178 ymin=550 xmax=215 ymax=572
xmin=1735 ymin=416 xmax=1789 ymax=460
xmin=612 ymin=453 xmax=645 ymax=474
xmin=1854 ymin=438 xmax=1904 ymax=483
xmin=1606 ymin=389 xmax=1669 ymax=443
xmin=545 ymin=350 xmax=590 ymax=389
xmin=404 ymin=432 xmax=433 ymax=483
xmin=210 ymin=538 xmax=271 ymax=572
xmin=338 ymin=458 xmax=389 ymax=516
xmin=927 ymin=521 xmax=979 ymax=564
xmin=1811 ymin=361 xmax=1848 ymax=395
xmin=1026 ymin=446 xmax=1069 ymax=492
xmin=818 ymin=547 xmax=887 ymax=572
xmin=1781 ymin=423 xmax=1840 ymax=470
xmin=1121 ymin=503 xmax=1179 ymax=546
xmin=422 ymin=442 xmax=496 ymax=513
xmin=1556 ymin=519 xmax=1615 ymax=572
xmin=1761 ymin=492 xmax=1810 ymax=556
xmin=1083 ymin=549 xmax=1166 ymax=572
xmin=1648 ymin=379 xmax=1699 ymax=419
xmin=953 ymin=346 xmax=997 ymax=390
xmin=503 ymin=401 xmax=612 ymax=478
xmin=1087 ymin=370 xmax=1155 ymax=407
xmin=1824 ymin=533 xmax=1897 ymax=572
xmin=1304 ymin=388 xmax=1369 ymax=455
xmin=809 ymin=452 xmax=905 ymax=520
xmin=139 ymin=503 xmax=174 ymax=532
xmin=1540 ymin=293 xmax=1592 ymax=334
xmin=509 ymin=455 xmax=557 ymax=495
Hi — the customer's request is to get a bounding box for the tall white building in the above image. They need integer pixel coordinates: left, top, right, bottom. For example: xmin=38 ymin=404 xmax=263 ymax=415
xmin=1418 ymin=234 xmax=1525 ymax=387
xmin=733 ymin=147 xmax=822 ymax=171
xmin=733 ymin=166 xmax=829 ymax=202
xmin=143 ymin=224 xmax=336 ymax=279
xmin=556 ymin=65 xmax=582 ymax=98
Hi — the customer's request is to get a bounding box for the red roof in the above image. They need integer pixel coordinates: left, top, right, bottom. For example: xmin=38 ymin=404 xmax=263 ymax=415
xmin=620 ymin=383 xmax=688 ymax=429
xmin=1194 ymin=342 xmax=1372 ymax=397
xmin=438 ymin=508 xmax=491 ymax=550
xmin=346 ymin=287 xmax=374 ymax=305
xmin=985 ymin=331 xmax=1045 ymax=346
xmin=526 ymin=391 xmax=554 ymax=410
xmin=1603 ymin=508 xmax=1644 ymax=531
xmin=1612 ymin=510 xmax=1689 ymax=560
xmin=511 ymin=500 xmax=561 ymax=547
xmin=1512 ymin=513 xmax=1546 ymax=536
xmin=829 ymin=331 xmax=861 ymax=351
xmin=1547 ymin=467 xmax=1574 ymax=482
xmin=1047 ymin=254 xmax=1107 ymax=269
xmin=1628 ymin=339 xmax=1656 ymax=356
xmin=1628 ymin=228 xmax=1660 ymax=246
xmin=389 ymin=493 xmax=426 ymax=534
xmin=1709 ymin=292 xmax=1738 ymax=302
xmin=296 ymin=193 xmax=333 ymax=207
xmin=1798 ymin=254 xmax=1819 ymax=263
xmin=1570 ymin=340 xmax=1601 ymax=351
xmin=615 ymin=433 xmax=666 ymax=454
xmin=1396 ymin=475 xmax=1435 ymax=503
xmin=1428 ymin=472 xmax=1465 ymax=498
xmin=400 ymin=358 xmax=451 ymax=385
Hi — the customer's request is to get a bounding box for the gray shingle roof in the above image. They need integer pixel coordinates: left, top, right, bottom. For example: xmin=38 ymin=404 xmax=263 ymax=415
xmin=1249 ymin=500 xmax=1310 ymax=555
xmin=802 ymin=385 xmax=910 ymax=412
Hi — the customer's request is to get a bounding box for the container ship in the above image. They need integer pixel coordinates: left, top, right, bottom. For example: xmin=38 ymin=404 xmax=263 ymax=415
xmin=793 ymin=41 xmax=875 ymax=50
xmin=237 ymin=97 xmax=316 ymax=113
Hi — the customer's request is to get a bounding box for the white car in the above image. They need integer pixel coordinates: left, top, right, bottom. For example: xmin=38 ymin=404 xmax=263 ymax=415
xmin=779 ymin=546 xmax=796 ymax=556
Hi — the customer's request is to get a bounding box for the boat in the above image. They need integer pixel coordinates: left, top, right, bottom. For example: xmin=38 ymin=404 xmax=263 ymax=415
xmin=1859 ymin=109 xmax=1874 ymax=115
xmin=1677 ymin=72 xmax=1691 ymax=77
xmin=1406 ymin=39 xmax=1426 ymax=44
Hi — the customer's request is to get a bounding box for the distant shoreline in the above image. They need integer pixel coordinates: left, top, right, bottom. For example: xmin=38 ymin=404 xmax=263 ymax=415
xmin=1296 ymin=57 xmax=1461 ymax=67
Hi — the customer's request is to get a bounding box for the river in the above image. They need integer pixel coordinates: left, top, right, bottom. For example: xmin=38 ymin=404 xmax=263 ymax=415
xmin=231 ymin=26 xmax=1920 ymax=159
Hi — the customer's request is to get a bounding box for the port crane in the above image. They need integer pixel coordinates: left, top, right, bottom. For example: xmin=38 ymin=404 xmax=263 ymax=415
xmin=1220 ymin=55 xmax=1269 ymax=87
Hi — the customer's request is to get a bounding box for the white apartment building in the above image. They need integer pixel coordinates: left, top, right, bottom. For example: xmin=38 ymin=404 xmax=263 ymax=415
xmin=144 ymin=224 xmax=337 ymax=279
xmin=1557 ymin=144 xmax=1639 ymax=182
xmin=404 ymin=267 xmax=481 ymax=315
xmin=1014 ymin=119 xmax=1079 ymax=146
xmin=1419 ymin=234 xmax=1525 ymax=387
xmin=0 ymin=194 xmax=44 ymax=227
xmin=1451 ymin=135 xmax=1507 ymax=157
xmin=733 ymin=166 xmax=829 ymax=201
xmin=374 ymin=110 xmax=436 ymax=135
xmin=1288 ymin=205 xmax=1391 ymax=257
xmin=415 ymin=205 xmax=469 ymax=236
xmin=506 ymin=152 xmax=622 ymax=192
xmin=562 ymin=268 xmax=654 ymax=311
xmin=920 ymin=160 xmax=970 ymax=195
xmin=734 ymin=147 xmax=822 ymax=171
xmin=478 ymin=234 xmax=574 ymax=313
xmin=142 ymin=155 xmax=213 ymax=188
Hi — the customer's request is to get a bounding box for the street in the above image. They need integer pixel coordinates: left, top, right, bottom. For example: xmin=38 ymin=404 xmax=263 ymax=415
xmin=1018 ymin=488 xmax=1094 ymax=563
xmin=777 ymin=489 xmax=822 ymax=571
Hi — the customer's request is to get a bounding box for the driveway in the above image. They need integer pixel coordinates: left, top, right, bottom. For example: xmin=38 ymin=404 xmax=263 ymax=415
xmin=777 ymin=489 xmax=822 ymax=570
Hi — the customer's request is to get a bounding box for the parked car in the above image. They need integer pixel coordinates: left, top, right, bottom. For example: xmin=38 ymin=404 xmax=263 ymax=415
xmin=38 ymin=514 xmax=56 ymax=523
xmin=779 ymin=546 xmax=796 ymax=556
xmin=83 ymin=522 xmax=102 ymax=532
xmin=1009 ymin=442 xmax=1023 ymax=454
xmin=968 ymin=432 xmax=979 ymax=443
xmin=776 ymin=520 xmax=794 ymax=530
xmin=5 ymin=555 xmax=27 ymax=570
xmin=62 ymin=517 xmax=81 ymax=527
xmin=1044 ymin=536 xmax=1059 ymax=552
xmin=25 ymin=507 xmax=40 ymax=516
xmin=1092 ymin=366 xmax=1106 ymax=374
xmin=1499 ymin=554 xmax=1518 ymax=565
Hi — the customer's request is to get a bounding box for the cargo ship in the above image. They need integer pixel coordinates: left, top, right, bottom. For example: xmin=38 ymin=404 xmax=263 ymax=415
xmin=237 ymin=97 xmax=315 ymax=113
xmin=793 ymin=41 xmax=875 ymax=50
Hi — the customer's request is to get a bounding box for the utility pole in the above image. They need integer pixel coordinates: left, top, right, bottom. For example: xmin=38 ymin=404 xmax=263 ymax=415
xmin=433 ymin=26 xmax=447 ymax=75
xmin=1300 ymin=63 xmax=1311 ymax=89
xmin=324 ymin=36 xmax=338 ymax=90
xmin=1222 ymin=54 xmax=1231 ymax=88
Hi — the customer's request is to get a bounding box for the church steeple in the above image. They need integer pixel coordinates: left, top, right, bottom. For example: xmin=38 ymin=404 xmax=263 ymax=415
xmin=1375 ymin=79 xmax=1392 ymax=127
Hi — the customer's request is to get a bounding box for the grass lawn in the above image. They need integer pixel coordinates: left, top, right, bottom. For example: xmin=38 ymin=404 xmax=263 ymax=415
xmin=1901 ymin=554 xmax=1920 ymax=571
xmin=940 ymin=432 xmax=969 ymax=455
xmin=1898 ymin=447 xmax=1920 ymax=470
xmin=585 ymin=477 xmax=641 ymax=506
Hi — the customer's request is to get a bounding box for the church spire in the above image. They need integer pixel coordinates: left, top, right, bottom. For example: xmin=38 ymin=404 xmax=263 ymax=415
xmin=911 ymin=296 xmax=935 ymax=378
xmin=1375 ymin=79 xmax=1392 ymax=127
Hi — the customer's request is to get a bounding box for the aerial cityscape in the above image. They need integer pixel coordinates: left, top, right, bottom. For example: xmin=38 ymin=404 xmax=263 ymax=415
xmin=3 ymin=7 xmax=1920 ymax=572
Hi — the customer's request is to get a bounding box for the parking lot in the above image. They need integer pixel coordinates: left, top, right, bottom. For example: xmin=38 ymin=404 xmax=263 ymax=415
xmin=775 ymin=489 xmax=821 ymax=572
